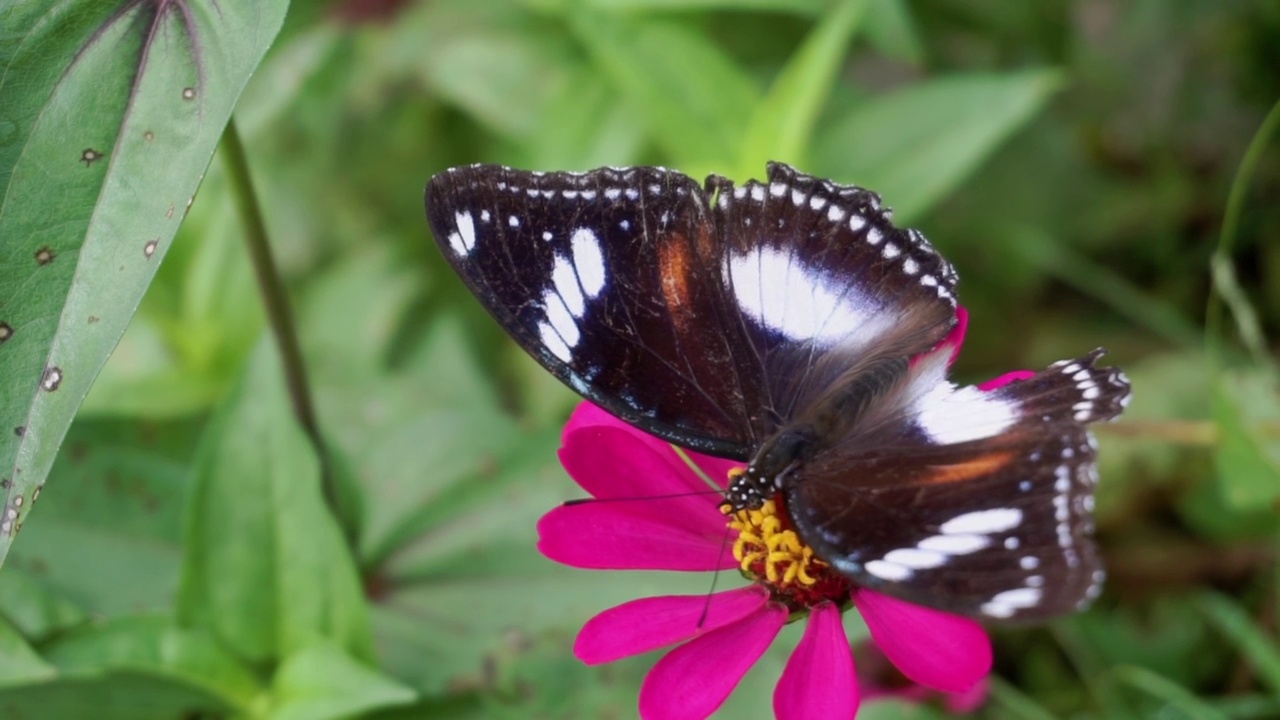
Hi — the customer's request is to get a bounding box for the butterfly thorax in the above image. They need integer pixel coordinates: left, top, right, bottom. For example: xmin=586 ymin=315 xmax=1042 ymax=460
xmin=726 ymin=426 xmax=816 ymax=511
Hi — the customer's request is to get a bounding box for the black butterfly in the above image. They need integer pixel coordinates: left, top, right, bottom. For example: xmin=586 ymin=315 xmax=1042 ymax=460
xmin=425 ymin=162 xmax=1130 ymax=621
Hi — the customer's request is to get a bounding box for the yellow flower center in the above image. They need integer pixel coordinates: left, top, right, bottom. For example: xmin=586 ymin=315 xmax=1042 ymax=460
xmin=725 ymin=498 xmax=826 ymax=587
xmin=721 ymin=468 xmax=853 ymax=611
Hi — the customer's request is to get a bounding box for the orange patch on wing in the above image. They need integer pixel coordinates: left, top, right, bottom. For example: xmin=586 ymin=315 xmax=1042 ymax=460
xmin=658 ymin=234 xmax=695 ymax=316
xmin=924 ymin=451 xmax=1016 ymax=484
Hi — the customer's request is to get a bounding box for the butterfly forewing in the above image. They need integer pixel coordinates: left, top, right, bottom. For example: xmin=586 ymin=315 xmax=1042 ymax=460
xmin=706 ymin=164 xmax=959 ymax=430
xmin=426 ymin=165 xmax=761 ymax=457
xmin=786 ymin=348 xmax=1130 ymax=620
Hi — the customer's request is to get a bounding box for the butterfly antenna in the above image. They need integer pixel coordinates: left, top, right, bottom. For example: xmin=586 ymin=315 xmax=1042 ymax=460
xmin=697 ymin=519 xmax=735 ymax=630
xmin=562 ymin=488 xmax=723 ymax=506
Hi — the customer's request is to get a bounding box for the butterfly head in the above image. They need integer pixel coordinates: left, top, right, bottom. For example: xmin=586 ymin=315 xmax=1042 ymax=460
xmin=725 ymin=425 xmax=816 ymax=511
xmin=724 ymin=467 xmax=771 ymax=512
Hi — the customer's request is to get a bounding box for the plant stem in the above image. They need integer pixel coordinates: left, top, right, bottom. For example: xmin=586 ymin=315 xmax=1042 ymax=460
xmin=1205 ymin=97 xmax=1280 ymax=365
xmin=221 ymin=119 xmax=355 ymax=544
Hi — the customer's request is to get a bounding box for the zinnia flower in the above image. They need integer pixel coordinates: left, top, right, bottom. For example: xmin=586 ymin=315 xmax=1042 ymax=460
xmin=538 ymin=308 xmax=1026 ymax=719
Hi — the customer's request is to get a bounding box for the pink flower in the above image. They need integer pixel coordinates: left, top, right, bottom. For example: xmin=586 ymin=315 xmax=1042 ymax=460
xmin=538 ymin=308 xmax=1024 ymax=719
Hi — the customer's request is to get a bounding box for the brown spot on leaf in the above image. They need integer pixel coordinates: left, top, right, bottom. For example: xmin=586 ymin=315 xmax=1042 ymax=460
xmin=34 ymin=246 xmax=55 ymax=265
xmin=32 ymin=484 xmax=42 ymax=503
xmin=144 ymin=239 xmax=158 ymax=258
xmin=81 ymin=148 xmax=104 ymax=166
xmin=182 ymin=87 xmax=196 ymax=100
xmin=0 ymin=479 xmax=9 ymax=490
xmin=0 ymin=322 xmax=11 ymax=343
xmin=13 ymin=426 xmax=23 ymax=437
xmin=88 ymin=315 xmax=99 ymax=324
xmin=144 ymin=131 xmax=154 ymax=141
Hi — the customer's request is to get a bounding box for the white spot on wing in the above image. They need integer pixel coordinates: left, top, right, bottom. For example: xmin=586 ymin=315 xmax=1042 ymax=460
xmin=918 ymin=534 xmax=989 ymax=554
xmin=865 ymin=560 xmax=912 ymax=581
xmin=913 ymin=382 xmax=1019 ymax=444
xmin=551 ymin=256 xmax=585 ymax=317
xmin=726 ymin=245 xmax=896 ymax=345
xmin=447 ymin=211 xmax=476 ymax=255
xmin=939 ymin=508 xmax=1023 ymax=535
xmin=571 ymin=228 xmax=606 ymax=297
xmin=884 ymin=548 xmax=947 ymax=569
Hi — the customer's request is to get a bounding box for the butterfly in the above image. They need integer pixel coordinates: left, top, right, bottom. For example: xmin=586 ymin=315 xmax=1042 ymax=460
xmin=425 ymin=162 xmax=1131 ymax=621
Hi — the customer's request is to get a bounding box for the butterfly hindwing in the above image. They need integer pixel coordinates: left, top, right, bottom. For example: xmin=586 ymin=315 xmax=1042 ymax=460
xmin=785 ymin=349 xmax=1130 ymax=620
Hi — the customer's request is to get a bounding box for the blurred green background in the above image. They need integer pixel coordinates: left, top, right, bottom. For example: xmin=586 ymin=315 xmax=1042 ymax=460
xmin=2 ymin=0 xmax=1279 ymax=718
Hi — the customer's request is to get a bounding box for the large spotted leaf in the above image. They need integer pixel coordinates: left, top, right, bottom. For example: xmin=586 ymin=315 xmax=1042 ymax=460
xmin=0 ymin=1 xmax=288 ymax=567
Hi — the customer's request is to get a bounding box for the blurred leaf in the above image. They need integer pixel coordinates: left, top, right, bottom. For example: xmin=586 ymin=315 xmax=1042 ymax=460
xmin=987 ymin=675 xmax=1058 ymax=720
xmin=0 ymin=672 xmax=234 ymax=720
xmin=0 ymin=0 xmax=288 ymax=568
xmin=519 ymin=68 xmax=647 ymax=170
xmin=1212 ymin=369 xmax=1280 ymax=512
xmin=0 ymin=567 xmax=86 ymax=643
xmin=1112 ymin=665 xmax=1228 ymax=720
xmin=1198 ymin=592 xmax=1280 ymax=698
xmin=268 ymin=642 xmax=416 ymax=720
xmin=862 ymin=0 xmax=925 ymax=65
xmin=422 ymin=27 xmax=572 ymax=142
xmin=177 ymin=339 xmax=371 ymax=665
xmin=585 ymin=0 xmax=825 ymax=10
xmin=737 ymin=0 xmax=868 ymax=177
xmin=813 ymin=69 xmax=1063 ymax=222
xmin=298 ymin=245 xmax=420 ymax=381
xmin=1009 ymin=226 xmax=1203 ymax=349
xmin=5 ymin=418 xmax=198 ymax=618
xmin=0 ymin=616 xmax=55 ymax=685
xmin=569 ymin=12 xmax=760 ymax=171
xmin=43 ymin=615 xmax=261 ymax=712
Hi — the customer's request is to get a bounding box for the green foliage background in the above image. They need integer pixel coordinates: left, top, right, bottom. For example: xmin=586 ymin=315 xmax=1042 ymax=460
xmin=1 ymin=0 xmax=1279 ymax=718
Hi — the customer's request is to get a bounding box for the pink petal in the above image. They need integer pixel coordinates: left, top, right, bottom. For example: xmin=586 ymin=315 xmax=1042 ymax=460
xmin=565 ymin=402 xmax=742 ymax=491
xmin=575 ymin=586 xmax=770 ymax=664
xmin=774 ymin=603 xmax=858 ymax=720
xmin=537 ymin=501 xmax=735 ymax=570
xmin=977 ymin=370 xmax=1035 ymax=392
xmin=561 ymin=424 xmax=721 ymax=512
xmin=639 ymin=603 xmax=787 ymax=720
xmin=562 ymin=402 xmax=622 ymax=439
xmin=853 ymin=589 xmax=992 ymax=694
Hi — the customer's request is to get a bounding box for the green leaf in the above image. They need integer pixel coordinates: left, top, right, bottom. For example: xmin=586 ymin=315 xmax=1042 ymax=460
xmin=1111 ymin=665 xmax=1229 ymax=720
xmin=177 ymin=338 xmax=371 ymax=666
xmin=737 ymin=0 xmax=868 ymax=177
xmin=0 ymin=672 xmax=235 ymax=720
xmin=584 ymin=0 xmax=826 ymax=11
xmin=0 ymin=567 xmax=86 ymax=642
xmin=862 ymin=0 xmax=925 ymax=65
xmin=5 ymin=417 xmax=196 ymax=618
xmin=0 ymin=615 xmax=55 ymax=686
xmin=0 ymin=0 xmax=289 ymax=569
xmin=813 ymin=69 xmax=1063 ymax=223
xmin=569 ymin=11 xmax=760 ymax=171
xmin=1198 ymin=592 xmax=1280 ymax=698
xmin=80 ymin=155 xmax=265 ymax=417
xmin=268 ymin=643 xmax=416 ymax=720
xmin=43 ymin=615 xmax=261 ymax=711
xmin=1212 ymin=369 xmax=1280 ymax=512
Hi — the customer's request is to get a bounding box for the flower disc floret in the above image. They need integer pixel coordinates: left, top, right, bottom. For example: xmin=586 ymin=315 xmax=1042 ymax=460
xmin=724 ymin=490 xmax=853 ymax=612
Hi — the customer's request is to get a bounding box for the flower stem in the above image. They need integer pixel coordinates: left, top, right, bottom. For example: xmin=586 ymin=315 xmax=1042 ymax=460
xmin=221 ymin=119 xmax=355 ymax=544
